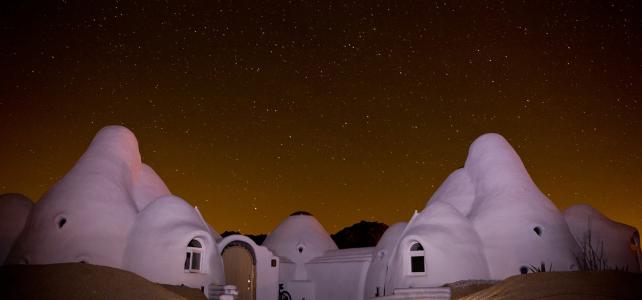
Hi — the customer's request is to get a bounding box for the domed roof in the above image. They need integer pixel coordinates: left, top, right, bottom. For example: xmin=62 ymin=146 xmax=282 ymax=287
xmin=263 ymin=213 xmax=337 ymax=261
xmin=423 ymin=133 xmax=579 ymax=279
xmin=375 ymin=222 xmax=407 ymax=251
xmin=7 ymin=126 xmax=170 ymax=267
xmin=564 ymin=204 xmax=640 ymax=271
xmin=124 ymin=195 xmax=224 ymax=287
xmin=385 ymin=203 xmax=490 ymax=288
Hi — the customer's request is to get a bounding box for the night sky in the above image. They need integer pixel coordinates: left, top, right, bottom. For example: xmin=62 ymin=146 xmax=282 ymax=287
xmin=1 ymin=1 xmax=641 ymax=234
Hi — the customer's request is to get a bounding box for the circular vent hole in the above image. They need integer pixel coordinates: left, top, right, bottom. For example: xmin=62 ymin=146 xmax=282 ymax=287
xmin=533 ymin=226 xmax=542 ymax=236
xmin=56 ymin=215 xmax=67 ymax=229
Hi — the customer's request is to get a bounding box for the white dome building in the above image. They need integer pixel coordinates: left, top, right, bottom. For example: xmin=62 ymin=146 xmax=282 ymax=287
xmin=3 ymin=126 xmax=233 ymax=298
xmin=365 ymin=133 xmax=592 ymax=298
xmin=564 ymin=204 xmax=641 ymax=272
xmin=384 ymin=203 xmax=490 ymax=291
xmin=425 ymin=134 xmax=580 ymax=278
xmin=0 ymin=193 xmax=32 ymax=264
xmin=123 ymin=195 xmax=225 ymax=292
xmin=263 ymin=211 xmax=338 ymax=265
xmin=262 ymin=211 xmax=338 ymax=299
xmin=364 ymin=222 xmax=407 ymax=298
xmin=7 ymin=126 xmax=147 ymax=266
xmin=2 ymin=127 xmax=640 ymax=300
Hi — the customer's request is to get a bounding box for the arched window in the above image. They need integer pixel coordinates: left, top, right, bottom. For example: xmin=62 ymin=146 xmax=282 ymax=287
xmin=185 ymin=239 xmax=203 ymax=273
xmin=409 ymin=242 xmax=425 ymax=274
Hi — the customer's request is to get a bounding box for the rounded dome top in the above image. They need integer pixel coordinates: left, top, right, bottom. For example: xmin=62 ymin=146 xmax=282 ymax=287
xmin=564 ymin=204 xmax=609 ymax=222
xmin=124 ymin=195 xmax=224 ymax=287
xmin=263 ymin=213 xmax=337 ymax=261
xmin=375 ymin=222 xmax=407 ymax=251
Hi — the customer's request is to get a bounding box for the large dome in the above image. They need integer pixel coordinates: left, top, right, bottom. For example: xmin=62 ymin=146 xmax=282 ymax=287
xmin=425 ymin=133 xmax=579 ymax=279
xmin=7 ymin=126 xmax=171 ymax=267
xmin=263 ymin=212 xmax=337 ymax=262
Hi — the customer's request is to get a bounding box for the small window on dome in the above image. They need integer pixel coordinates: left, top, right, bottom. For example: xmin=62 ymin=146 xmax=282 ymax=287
xmin=408 ymin=242 xmax=425 ymax=274
xmin=188 ymin=239 xmax=202 ymax=248
xmin=410 ymin=243 xmax=424 ymax=251
xmin=55 ymin=215 xmax=67 ymax=229
xmin=533 ymin=226 xmax=542 ymax=236
xmin=185 ymin=238 xmax=203 ymax=273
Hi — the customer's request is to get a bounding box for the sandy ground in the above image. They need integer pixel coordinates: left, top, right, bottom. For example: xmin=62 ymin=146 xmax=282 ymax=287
xmin=444 ymin=279 xmax=499 ymax=299
xmin=460 ymin=271 xmax=642 ymax=300
xmin=3 ymin=263 xmax=641 ymax=299
xmin=0 ymin=263 xmax=206 ymax=300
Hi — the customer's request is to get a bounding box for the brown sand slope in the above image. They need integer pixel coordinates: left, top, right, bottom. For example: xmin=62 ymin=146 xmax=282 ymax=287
xmin=0 ymin=263 xmax=206 ymax=300
xmin=461 ymin=271 xmax=642 ymax=300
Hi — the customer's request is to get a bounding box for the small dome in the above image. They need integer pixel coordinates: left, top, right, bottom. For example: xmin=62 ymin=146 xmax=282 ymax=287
xmin=263 ymin=213 xmax=337 ymax=262
xmin=123 ymin=195 xmax=225 ymax=288
xmin=375 ymin=222 xmax=407 ymax=251
xmin=564 ymin=204 xmax=640 ymax=272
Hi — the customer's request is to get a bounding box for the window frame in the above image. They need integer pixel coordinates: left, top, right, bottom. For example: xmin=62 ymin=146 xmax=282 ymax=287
xmin=408 ymin=241 xmax=426 ymax=275
xmin=185 ymin=238 xmax=204 ymax=273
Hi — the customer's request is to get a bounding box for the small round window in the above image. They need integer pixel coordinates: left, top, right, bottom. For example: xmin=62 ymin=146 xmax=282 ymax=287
xmin=533 ymin=226 xmax=542 ymax=236
xmin=55 ymin=215 xmax=67 ymax=229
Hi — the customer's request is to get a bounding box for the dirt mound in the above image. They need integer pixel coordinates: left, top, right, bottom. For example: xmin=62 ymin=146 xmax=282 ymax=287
xmin=0 ymin=263 xmax=206 ymax=300
xmin=461 ymin=271 xmax=642 ymax=300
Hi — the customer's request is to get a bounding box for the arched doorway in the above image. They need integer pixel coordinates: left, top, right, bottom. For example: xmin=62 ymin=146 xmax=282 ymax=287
xmin=222 ymin=242 xmax=256 ymax=300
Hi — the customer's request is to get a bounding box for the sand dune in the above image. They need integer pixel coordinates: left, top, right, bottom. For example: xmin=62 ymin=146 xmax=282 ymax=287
xmin=460 ymin=271 xmax=642 ymax=300
xmin=0 ymin=263 xmax=205 ymax=300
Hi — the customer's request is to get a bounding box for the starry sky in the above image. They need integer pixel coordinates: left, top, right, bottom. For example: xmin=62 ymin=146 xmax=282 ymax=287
xmin=1 ymin=1 xmax=641 ymax=234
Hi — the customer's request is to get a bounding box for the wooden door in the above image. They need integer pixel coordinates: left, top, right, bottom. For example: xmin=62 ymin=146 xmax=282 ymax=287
xmin=222 ymin=245 xmax=256 ymax=300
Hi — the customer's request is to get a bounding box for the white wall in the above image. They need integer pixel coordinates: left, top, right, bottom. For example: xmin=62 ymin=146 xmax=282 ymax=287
xmin=384 ymin=204 xmax=490 ymax=293
xmin=565 ymin=204 xmax=641 ymax=272
xmin=364 ymin=222 xmax=407 ymax=299
xmin=307 ymin=248 xmax=373 ymax=300
xmin=7 ymin=126 xmax=142 ymax=267
xmin=123 ymin=195 xmax=225 ymax=291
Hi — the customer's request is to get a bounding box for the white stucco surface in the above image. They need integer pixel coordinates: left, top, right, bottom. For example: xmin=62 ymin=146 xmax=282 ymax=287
xmin=7 ymin=126 xmax=142 ymax=267
xmin=4 ymin=125 xmax=226 ymax=294
xmin=263 ymin=213 xmax=337 ymax=279
xmin=365 ymin=222 xmax=407 ymax=299
xmin=123 ymin=195 xmax=224 ymax=290
xmin=385 ymin=203 xmax=490 ymax=291
xmin=564 ymin=204 xmax=640 ymax=272
xmin=425 ymin=133 xmax=579 ymax=279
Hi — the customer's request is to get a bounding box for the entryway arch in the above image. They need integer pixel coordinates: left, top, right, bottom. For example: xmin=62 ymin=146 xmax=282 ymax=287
xmin=222 ymin=241 xmax=256 ymax=300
